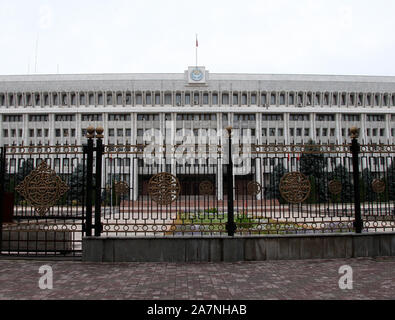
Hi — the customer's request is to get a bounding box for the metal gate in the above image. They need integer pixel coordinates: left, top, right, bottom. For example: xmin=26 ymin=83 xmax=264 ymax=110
xmin=0 ymin=144 xmax=87 ymax=256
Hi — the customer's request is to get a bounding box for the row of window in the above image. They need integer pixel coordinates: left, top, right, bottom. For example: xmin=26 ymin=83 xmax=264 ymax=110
xmin=5 ymin=127 xmax=394 ymax=140
xmin=2 ymin=91 xmax=395 ymax=107
xmin=2 ymin=113 xmax=392 ymax=123
xmin=175 ymin=114 xmax=217 ymax=121
xmin=366 ymin=128 xmax=386 ymax=137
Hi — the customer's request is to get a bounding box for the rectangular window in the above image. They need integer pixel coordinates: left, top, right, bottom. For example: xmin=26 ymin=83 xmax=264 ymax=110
xmin=270 ymin=93 xmax=276 ymax=105
xmin=341 ymin=93 xmax=346 ymax=105
xmin=3 ymin=129 xmax=8 ymax=137
xmin=222 ymin=93 xmax=229 ymax=105
xmin=117 ymin=129 xmax=123 ymax=137
xmin=212 ymin=93 xmax=218 ymax=105
xmin=155 ymin=93 xmax=160 ymax=105
xmin=29 ymin=115 xmax=48 ymax=122
xmin=136 ymin=94 xmax=142 ymax=105
xmin=82 ymin=114 xmax=102 ymax=121
xmin=203 ymin=93 xmax=209 ymax=105
xmin=332 ymin=93 xmax=338 ymax=105
xmin=261 ymin=93 xmax=267 ymax=105
xmin=175 ymin=93 xmax=181 ymax=106
xmin=289 ymin=94 xmax=294 ymax=105
xmin=290 ymin=114 xmax=309 ymax=121
xmin=107 ymin=93 xmax=113 ymax=105
xmin=194 ymin=93 xmax=199 ymax=105
xmin=55 ymin=114 xmax=76 ymax=121
xmin=296 ymin=128 xmax=302 ymax=136
xmin=262 ymin=128 xmax=267 ymax=136
xmin=108 ymin=114 xmax=131 ymax=121
xmin=316 ymin=114 xmax=335 ymax=121
xmin=125 ymin=93 xmax=132 ymax=105
xmin=279 ymin=94 xmax=285 ymax=105
xmin=251 ymin=94 xmax=257 ymax=105
xmin=108 ymin=129 xmax=114 ymax=137
xmin=165 ymin=93 xmax=171 ymax=105
xmin=366 ymin=114 xmax=385 ymax=122
xmin=116 ymin=93 xmax=123 ymax=105
xmin=233 ymin=94 xmax=238 ymax=105
xmin=3 ymin=115 xmax=23 ymax=122
xmin=185 ymin=93 xmax=190 ymax=105
xmin=342 ymin=114 xmax=360 ymax=121
xmin=98 ymin=93 xmax=103 ymax=105
xmin=80 ymin=93 xmax=86 ymax=105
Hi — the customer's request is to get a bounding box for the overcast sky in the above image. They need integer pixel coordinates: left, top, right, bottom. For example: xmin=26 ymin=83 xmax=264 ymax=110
xmin=1 ymin=0 xmax=395 ymax=76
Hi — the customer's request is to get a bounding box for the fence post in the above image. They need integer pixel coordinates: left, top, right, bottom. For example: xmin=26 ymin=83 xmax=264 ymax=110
xmin=226 ymin=126 xmax=236 ymax=236
xmin=0 ymin=147 xmax=5 ymax=252
xmin=94 ymin=127 xmax=104 ymax=237
xmin=350 ymin=127 xmax=363 ymax=233
xmin=84 ymin=126 xmax=95 ymax=237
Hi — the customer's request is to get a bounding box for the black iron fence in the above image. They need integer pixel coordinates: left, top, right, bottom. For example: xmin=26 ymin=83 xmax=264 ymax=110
xmin=1 ymin=126 xmax=395 ymax=256
xmin=87 ymin=127 xmax=395 ymax=238
xmin=0 ymin=144 xmax=86 ymax=256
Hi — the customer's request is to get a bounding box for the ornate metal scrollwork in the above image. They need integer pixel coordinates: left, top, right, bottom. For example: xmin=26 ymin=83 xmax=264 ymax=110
xmin=328 ymin=180 xmax=342 ymax=195
xmin=15 ymin=161 xmax=69 ymax=216
xmin=247 ymin=181 xmax=262 ymax=196
xmin=279 ymin=172 xmax=311 ymax=204
xmin=199 ymin=180 xmax=214 ymax=195
xmin=148 ymin=172 xmax=180 ymax=205
xmin=372 ymin=179 xmax=386 ymax=194
xmin=114 ymin=181 xmax=129 ymax=195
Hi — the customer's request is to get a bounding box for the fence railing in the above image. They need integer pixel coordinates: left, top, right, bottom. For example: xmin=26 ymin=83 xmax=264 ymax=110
xmin=82 ymin=126 xmax=395 ymax=237
xmin=1 ymin=125 xmax=394 ymax=257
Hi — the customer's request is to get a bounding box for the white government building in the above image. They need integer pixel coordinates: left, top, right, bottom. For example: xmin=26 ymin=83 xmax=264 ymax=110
xmin=1 ymin=66 xmax=394 ymax=197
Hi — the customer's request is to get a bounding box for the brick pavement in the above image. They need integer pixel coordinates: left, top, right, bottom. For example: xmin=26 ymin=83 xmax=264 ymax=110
xmin=0 ymin=257 xmax=394 ymax=300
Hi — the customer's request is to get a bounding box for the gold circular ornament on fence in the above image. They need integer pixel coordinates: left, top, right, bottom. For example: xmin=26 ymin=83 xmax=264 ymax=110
xmin=148 ymin=172 xmax=180 ymax=205
xmin=372 ymin=179 xmax=386 ymax=194
xmin=15 ymin=161 xmax=69 ymax=216
xmin=328 ymin=180 xmax=342 ymax=195
xmin=247 ymin=181 xmax=262 ymax=196
xmin=199 ymin=180 xmax=214 ymax=195
xmin=279 ymin=172 xmax=311 ymax=204
xmin=114 ymin=181 xmax=129 ymax=195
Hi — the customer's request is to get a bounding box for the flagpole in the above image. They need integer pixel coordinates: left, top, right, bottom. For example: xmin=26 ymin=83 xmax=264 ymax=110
xmin=195 ymin=34 xmax=198 ymax=67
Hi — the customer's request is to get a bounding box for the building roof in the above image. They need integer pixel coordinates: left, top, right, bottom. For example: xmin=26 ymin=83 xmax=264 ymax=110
xmin=1 ymin=71 xmax=395 ymax=92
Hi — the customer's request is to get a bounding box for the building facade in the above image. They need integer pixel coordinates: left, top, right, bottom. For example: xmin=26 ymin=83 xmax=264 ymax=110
xmin=1 ymin=67 xmax=395 ymax=198
xmin=1 ymin=67 xmax=394 ymax=148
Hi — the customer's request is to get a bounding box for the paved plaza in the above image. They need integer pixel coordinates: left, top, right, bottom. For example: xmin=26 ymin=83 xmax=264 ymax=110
xmin=0 ymin=257 xmax=394 ymax=300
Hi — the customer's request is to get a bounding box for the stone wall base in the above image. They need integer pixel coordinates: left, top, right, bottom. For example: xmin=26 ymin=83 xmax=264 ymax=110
xmin=82 ymin=232 xmax=395 ymax=262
